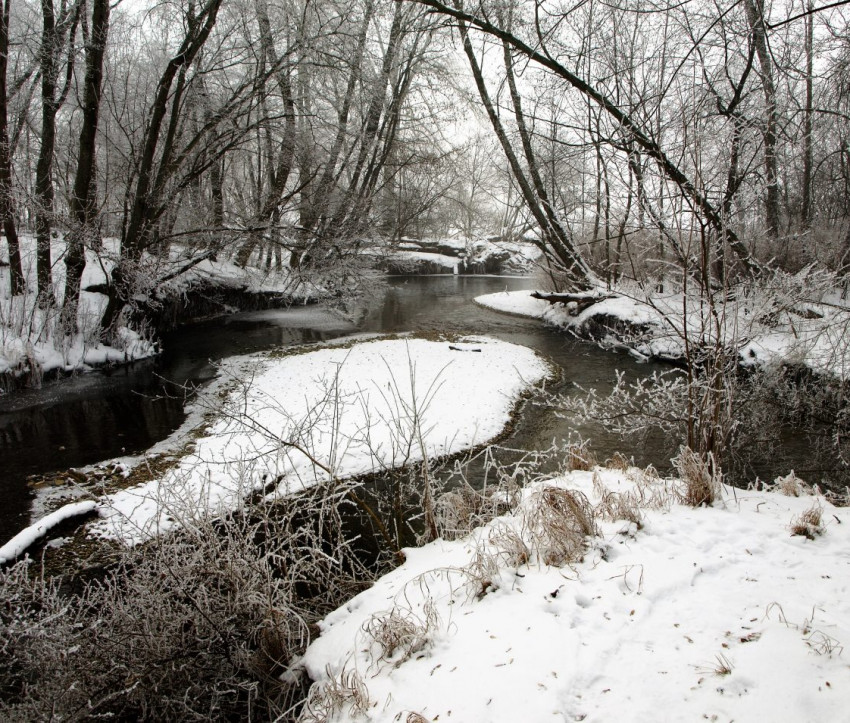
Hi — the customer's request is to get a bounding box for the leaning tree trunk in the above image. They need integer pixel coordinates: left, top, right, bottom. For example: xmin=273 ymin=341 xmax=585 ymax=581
xmin=458 ymin=18 xmax=594 ymax=289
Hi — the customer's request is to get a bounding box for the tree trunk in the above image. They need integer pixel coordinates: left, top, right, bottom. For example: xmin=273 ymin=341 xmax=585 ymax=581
xmin=0 ymin=0 xmax=24 ymax=296
xmin=236 ymin=0 xmax=296 ymax=268
xmin=35 ymin=0 xmax=78 ymax=307
xmin=745 ymin=0 xmax=781 ymax=240
xmin=61 ymin=0 xmax=109 ymax=332
xmin=458 ymin=19 xmax=593 ymax=289
xmin=801 ymin=0 xmax=814 ymax=228
xmin=102 ymin=0 xmax=222 ymax=335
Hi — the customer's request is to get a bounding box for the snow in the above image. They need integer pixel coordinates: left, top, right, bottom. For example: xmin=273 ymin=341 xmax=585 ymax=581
xmin=474 ymin=288 xmax=550 ymax=318
xmin=89 ymin=336 xmax=552 ymax=544
xmin=0 ymin=500 xmax=97 ymax=564
xmin=0 ymin=236 xmax=158 ymax=380
xmin=476 ymin=283 xmax=850 ymax=377
xmin=0 ymin=235 xmax=313 ymax=382
xmin=301 ymin=469 xmax=850 ymax=722
xmin=389 ymin=250 xmax=459 ymax=271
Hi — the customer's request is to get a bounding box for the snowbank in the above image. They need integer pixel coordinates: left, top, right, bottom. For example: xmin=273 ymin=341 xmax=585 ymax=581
xmin=381 ymin=238 xmax=542 ymax=275
xmin=474 ymin=288 xmax=551 ymax=318
xmin=0 ymin=236 xmax=314 ymax=384
xmin=477 ymin=285 xmax=850 ymax=377
xmin=301 ymin=469 xmax=850 ymax=722
xmin=0 ymin=237 xmax=159 ymax=381
xmin=89 ymin=336 xmax=551 ymax=544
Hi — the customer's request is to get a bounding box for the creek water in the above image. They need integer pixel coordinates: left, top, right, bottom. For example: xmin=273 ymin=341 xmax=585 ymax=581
xmin=0 ymin=275 xmax=674 ymax=543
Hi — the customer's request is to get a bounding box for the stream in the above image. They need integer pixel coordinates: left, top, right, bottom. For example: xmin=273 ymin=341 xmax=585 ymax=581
xmin=0 ymin=275 xmax=678 ymax=543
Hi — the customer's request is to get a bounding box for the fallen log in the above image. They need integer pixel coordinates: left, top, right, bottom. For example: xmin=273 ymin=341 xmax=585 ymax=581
xmin=530 ymin=291 xmax=615 ymax=315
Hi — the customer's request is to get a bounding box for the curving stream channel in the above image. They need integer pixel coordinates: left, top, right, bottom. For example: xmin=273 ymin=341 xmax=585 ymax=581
xmin=0 ymin=275 xmax=675 ymax=543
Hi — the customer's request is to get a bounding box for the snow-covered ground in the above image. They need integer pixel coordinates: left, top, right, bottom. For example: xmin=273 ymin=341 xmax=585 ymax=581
xmin=477 ymin=283 xmax=850 ymax=377
xmin=0 ymin=236 xmax=307 ymax=382
xmin=0 ymin=237 xmax=157 ymax=379
xmin=87 ymin=336 xmax=551 ymax=545
xmin=300 ymin=468 xmax=850 ymax=722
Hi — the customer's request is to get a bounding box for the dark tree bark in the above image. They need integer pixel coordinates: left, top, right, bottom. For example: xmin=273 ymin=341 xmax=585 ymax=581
xmin=35 ymin=0 xmax=79 ymax=307
xmin=745 ymin=0 xmax=781 ymax=240
xmin=458 ymin=18 xmax=594 ymax=289
xmin=0 ymin=0 xmax=24 ymax=296
xmin=60 ymin=0 xmax=109 ymax=332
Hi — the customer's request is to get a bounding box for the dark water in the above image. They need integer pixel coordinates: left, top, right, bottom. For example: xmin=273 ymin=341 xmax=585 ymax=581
xmin=0 ymin=275 xmax=669 ymax=543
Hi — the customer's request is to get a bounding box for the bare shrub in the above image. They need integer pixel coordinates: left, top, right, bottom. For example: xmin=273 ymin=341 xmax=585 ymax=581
xmin=790 ymin=502 xmax=824 ymax=539
xmin=674 ymin=446 xmax=722 ymax=507
xmin=0 ymin=492 xmax=374 ymax=721
xmin=432 ymin=444 xmax=558 ymax=541
xmin=524 ymin=486 xmax=598 ymax=566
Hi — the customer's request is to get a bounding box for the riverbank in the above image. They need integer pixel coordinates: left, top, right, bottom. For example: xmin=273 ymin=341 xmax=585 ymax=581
xmin=1 ymin=236 xmax=320 ymax=393
xmin=1 ymin=235 xmax=542 ymax=394
xmin=300 ymin=466 xmax=850 ymax=722
xmin=476 ymin=282 xmax=850 ymax=377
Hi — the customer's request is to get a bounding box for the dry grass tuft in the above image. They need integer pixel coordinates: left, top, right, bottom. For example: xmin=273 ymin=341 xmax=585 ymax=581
xmin=775 ymin=470 xmax=809 ymax=497
xmin=562 ymin=440 xmax=598 ymax=471
xmin=525 ymin=486 xmax=598 ymax=566
xmin=790 ymin=502 xmax=824 ymax=539
xmin=605 ymin=451 xmax=631 ymax=471
xmin=596 ymin=488 xmax=643 ymax=527
xmin=299 ymin=666 xmax=370 ymax=722
xmin=435 ymin=482 xmax=517 ymax=541
xmin=712 ymin=653 xmax=734 ymax=676
xmin=674 ymin=446 xmax=722 ymax=507
xmin=464 ymin=523 xmax=531 ymax=599
xmin=361 ymin=602 xmax=438 ymax=665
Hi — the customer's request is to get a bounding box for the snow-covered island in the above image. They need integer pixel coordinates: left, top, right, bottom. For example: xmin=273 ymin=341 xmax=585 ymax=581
xmin=0 ymin=334 xmax=551 ymax=557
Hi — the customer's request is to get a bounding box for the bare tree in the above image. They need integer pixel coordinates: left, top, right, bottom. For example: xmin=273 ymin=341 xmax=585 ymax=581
xmin=34 ymin=0 xmax=79 ymax=306
xmin=0 ymin=0 xmax=24 ymax=296
xmin=60 ymin=0 xmax=109 ymax=332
